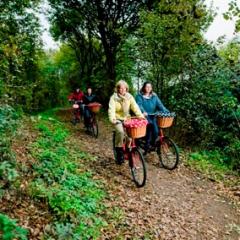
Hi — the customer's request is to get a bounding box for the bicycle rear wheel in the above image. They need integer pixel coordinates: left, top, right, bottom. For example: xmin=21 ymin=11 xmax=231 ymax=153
xmin=129 ymin=148 xmax=147 ymax=188
xmin=156 ymin=137 xmax=179 ymax=170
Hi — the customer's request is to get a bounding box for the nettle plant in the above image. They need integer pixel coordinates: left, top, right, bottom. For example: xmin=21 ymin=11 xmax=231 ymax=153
xmin=29 ymin=118 xmax=107 ymax=239
xmin=0 ymin=105 xmax=20 ymax=185
xmin=0 ymin=213 xmax=28 ymax=240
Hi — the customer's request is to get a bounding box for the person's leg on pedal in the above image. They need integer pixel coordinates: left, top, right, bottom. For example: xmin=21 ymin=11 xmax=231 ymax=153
xmin=84 ymin=107 xmax=91 ymax=129
xmin=114 ymin=122 xmax=125 ymax=164
xmin=152 ymin=117 xmax=159 ymax=146
xmin=144 ymin=115 xmax=155 ymax=154
xmin=144 ymin=124 xmax=152 ymax=154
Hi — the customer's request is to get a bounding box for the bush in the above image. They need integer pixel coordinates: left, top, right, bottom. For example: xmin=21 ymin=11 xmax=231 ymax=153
xmin=166 ymin=44 xmax=240 ymax=170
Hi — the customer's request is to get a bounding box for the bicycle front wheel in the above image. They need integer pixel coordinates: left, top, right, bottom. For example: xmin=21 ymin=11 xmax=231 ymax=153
xmin=129 ymin=148 xmax=147 ymax=188
xmin=91 ymin=119 xmax=98 ymax=138
xmin=156 ymin=137 xmax=179 ymax=170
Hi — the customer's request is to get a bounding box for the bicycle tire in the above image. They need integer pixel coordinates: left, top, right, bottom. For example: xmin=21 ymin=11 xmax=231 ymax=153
xmin=71 ymin=116 xmax=77 ymax=125
xmin=156 ymin=136 xmax=179 ymax=170
xmin=129 ymin=148 xmax=147 ymax=188
xmin=91 ymin=119 xmax=98 ymax=138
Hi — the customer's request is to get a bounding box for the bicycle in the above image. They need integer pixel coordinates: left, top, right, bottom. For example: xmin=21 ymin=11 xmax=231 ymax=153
xmin=137 ymin=112 xmax=179 ymax=170
xmin=85 ymin=103 xmax=101 ymax=138
xmin=70 ymin=100 xmax=83 ymax=125
xmin=112 ymin=119 xmax=147 ymax=188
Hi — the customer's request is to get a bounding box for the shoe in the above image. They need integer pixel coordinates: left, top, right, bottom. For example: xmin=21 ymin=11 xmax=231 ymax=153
xmin=149 ymin=145 xmax=155 ymax=152
xmin=115 ymin=147 xmax=124 ymax=165
xmin=71 ymin=119 xmax=77 ymax=125
xmin=143 ymin=145 xmax=150 ymax=156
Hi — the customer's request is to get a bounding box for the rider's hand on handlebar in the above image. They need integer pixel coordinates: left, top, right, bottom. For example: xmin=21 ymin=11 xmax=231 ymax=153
xmin=112 ymin=119 xmax=122 ymax=124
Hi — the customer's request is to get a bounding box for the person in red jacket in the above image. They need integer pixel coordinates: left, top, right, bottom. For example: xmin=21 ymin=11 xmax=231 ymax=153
xmin=68 ymin=88 xmax=84 ymax=102
xmin=68 ymin=88 xmax=84 ymax=123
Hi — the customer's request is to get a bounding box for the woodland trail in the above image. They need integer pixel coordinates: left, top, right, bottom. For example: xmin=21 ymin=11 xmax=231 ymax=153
xmin=58 ymin=109 xmax=240 ymax=240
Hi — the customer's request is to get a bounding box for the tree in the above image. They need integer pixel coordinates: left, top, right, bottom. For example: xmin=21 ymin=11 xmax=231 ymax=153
xmin=0 ymin=0 xmax=42 ymax=110
xmin=48 ymin=0 xmax=157 ymax=94
xmin=136 ymin=0 xmax=212 ymax=97
xmin=224 ymin=0 xmax=240 ymax=32
xmin=167 ymin=42 xmax=240 ymax=168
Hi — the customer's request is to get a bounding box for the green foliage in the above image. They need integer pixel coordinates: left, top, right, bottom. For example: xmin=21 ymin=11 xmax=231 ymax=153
xmin=0 ymin=160 xmax=18 ymax=183
xmin=187 ymin=150 xmax=236 ymax=181
xmin=0 ymin=105 xmax=19 ymax=185
xmin=165 ymin=43 xmax=240 ymax=170
xmin=116 ymin=38 xmax=138 ymax=85
xmin=224 ymin=139 xmax=240 ymax=169
xmin=131 ymin=1 xmax=239 ymax=170
xmin=48 ymin=0 xmax=160 ymax=96
xmin=136 ymin=0 xmax=211 ymax=95
xmin=225 ymin=1 xmax=240 ymax=32
xmin=0 ymin=213 xmax=28 ymax=240
xmin=28 ymin=115 xmax=107 ymax=239
xmin=0 ymin=104 xmax=19 ymax=134
xmin=0 ymin=1 xmax=43 ymax=110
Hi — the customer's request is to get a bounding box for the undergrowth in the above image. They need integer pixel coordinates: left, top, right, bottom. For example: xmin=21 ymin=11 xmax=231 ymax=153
xmin=0 ymin=105 xmax=28 ymax=239
xmin=0 ymin=213 xmax=28 ymax=240
xmin=187 ymin=150 xmax=239 ymax=185
xmin=27 ymin=112 xmax=108 ymax=239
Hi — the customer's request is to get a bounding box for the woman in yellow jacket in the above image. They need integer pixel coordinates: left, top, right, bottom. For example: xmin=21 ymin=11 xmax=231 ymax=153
xmin=108 ymin=80 xmax=144 ymax=164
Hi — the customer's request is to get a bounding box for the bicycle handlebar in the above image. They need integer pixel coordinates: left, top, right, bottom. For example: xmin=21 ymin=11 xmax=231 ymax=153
xmin=147 ymin=112 xmax=176 ymax=117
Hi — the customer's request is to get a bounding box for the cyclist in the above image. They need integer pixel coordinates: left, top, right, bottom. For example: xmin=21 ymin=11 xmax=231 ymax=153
xmin=68 ymin=88 xmax=84 ymax=122
xmin=136 ymin=82 xmax=169 ymax=154
xmin=108 ymin=80 xmax=144 ymax=164
xmin=83 ymin=87 xmax=97 ymax=129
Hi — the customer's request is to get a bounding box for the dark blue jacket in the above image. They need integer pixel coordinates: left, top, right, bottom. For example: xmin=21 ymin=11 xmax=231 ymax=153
xmin=83 ymin=94 xmax=96 ymax=105
xmin=136 ymin=92 xmax=169 ymax=115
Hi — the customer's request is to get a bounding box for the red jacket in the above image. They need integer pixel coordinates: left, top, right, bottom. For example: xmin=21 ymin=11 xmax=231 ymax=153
xmin=68 ymin=91 xmax=84 ymax=101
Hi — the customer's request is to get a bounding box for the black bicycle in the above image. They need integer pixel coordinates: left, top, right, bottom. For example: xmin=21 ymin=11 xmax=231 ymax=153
xmin=85 ymin=103 xmax=101 ymax=138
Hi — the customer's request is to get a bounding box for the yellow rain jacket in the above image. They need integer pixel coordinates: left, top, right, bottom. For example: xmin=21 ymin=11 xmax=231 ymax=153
xmin=108 ymin=92 xmax=144 ymax=123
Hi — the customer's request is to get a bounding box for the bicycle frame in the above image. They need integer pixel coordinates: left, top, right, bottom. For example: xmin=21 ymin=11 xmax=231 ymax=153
xmin=136 ymin=113 xmax=168 ymax=150
xmin=159 ymin=128 xmax=165 ymax=142
xmin=122 ymin=137 xmax=136 ymax=159
xmin=114 ymin=121 xmax=137 ymax=158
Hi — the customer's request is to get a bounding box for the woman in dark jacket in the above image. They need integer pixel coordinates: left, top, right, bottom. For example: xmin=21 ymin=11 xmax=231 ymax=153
xmin=136 ymin=82 xmax=169 ymax=153
xmin=83 ymin=87 xmax=97 ymax=128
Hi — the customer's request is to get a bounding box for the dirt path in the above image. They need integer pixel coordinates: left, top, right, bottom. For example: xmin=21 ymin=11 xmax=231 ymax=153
xmin=58 ymin=110 xmax=240 ymax=240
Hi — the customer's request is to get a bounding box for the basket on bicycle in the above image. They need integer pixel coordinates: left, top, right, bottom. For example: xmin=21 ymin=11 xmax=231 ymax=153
xmin=157 ymin=112 xmax=176 ymax=128
xmin=72 ymin=104 xmax=79 ymax=109
xmin=87 ymin=102 xmax=102 ymax=113
xmin=124 ymin=118 xmax=148 ymax=139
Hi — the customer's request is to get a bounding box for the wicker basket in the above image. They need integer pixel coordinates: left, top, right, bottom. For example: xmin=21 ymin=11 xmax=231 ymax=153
xmin=126 ymin=125 xmax=146 ymax=139
xmin=87 ymin=102 xmax=101 ymax=113
xmin=73 ymin=104 xmax=79 ymax=109
xmin=157 ymin=116 xmax=174 ymax=128
xmin=124 ymin=118 xmax=147 ymax=139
